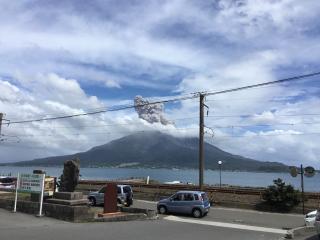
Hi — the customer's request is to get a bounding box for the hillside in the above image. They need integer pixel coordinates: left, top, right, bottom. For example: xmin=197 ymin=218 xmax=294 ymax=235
xmin=4 ymin=131 xmax=289 ymax=172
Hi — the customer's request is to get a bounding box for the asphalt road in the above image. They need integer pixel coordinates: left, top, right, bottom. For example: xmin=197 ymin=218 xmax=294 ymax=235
xmin=132 ymin=200 xmax=305 ymax=229
xmin=0 ymin=208 xmax=283 ymax=240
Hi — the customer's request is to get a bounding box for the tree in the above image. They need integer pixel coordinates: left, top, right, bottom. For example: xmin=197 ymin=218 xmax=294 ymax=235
xmin=262 ymin=178 xmax=300 ymax=212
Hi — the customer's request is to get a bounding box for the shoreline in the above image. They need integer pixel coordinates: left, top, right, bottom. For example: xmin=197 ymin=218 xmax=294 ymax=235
xmin=0 ymin=165 xmax=291 ymax=173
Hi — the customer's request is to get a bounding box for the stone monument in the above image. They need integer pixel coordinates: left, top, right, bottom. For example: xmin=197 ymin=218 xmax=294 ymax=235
xmin=59 ymin=158 xmax=80 ymax=192
xmin=45 ymin=158 xmax=92 ymax=221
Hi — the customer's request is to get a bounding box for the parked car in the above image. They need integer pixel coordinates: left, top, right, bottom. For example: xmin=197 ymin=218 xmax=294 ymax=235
xmin=0 ymin=176 xmax=16 ymax=189
xmin=157 ymin=191 xmax=211 ymax=218
xmin=305 ymin=210 xmax=317 ymax=226
xmin=315 ymin=210 xmax=320 ymax=238
xmin=88 ymin=185 xmax=133 ymax=207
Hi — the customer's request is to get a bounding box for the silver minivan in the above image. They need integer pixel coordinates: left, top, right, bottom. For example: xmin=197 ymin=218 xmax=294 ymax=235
xmin=88 ymin=185 xmax=133 ymax=207
xmin=157 ymin=191 xmax=211 ymax=218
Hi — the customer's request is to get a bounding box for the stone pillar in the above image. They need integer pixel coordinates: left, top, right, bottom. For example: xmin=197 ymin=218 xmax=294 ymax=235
xmin=104 ymin=183 xmax=118 ymax=213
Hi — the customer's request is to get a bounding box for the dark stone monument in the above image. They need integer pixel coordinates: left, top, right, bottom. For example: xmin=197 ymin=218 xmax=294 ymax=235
xmin=44 ymin=158 xmax=92 ymax=221
xmin=59 ymin=158 xmax=80 ymax=192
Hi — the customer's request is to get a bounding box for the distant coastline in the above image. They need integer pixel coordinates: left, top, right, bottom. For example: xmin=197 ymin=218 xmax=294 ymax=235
xmin=0 ymin=163 xmax=290 ymax=173
xmin=0 ymin=165 xmax=318 ymax=192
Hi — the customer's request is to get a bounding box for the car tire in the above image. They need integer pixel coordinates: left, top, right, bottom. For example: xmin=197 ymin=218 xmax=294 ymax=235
xmin=88 ymin=197 xmax=96 ymax=206
xmin=158 ymin=205 xmax=167 ymax=214
xmin=192 ymin=208 xmax=202 ymax=218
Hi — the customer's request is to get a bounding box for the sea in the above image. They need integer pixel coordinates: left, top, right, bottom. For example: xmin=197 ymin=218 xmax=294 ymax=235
xmin=0 ymin=166 xmax=319 ymax=192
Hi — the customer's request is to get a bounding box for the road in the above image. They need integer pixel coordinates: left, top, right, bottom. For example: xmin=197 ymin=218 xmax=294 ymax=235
xmin=133 ymin=200 xmax=305 ymax=229
xmin=0 ymin=200 xmax=306 ymax=240
xmin=0 ymin=208 xmax=284 ymax=240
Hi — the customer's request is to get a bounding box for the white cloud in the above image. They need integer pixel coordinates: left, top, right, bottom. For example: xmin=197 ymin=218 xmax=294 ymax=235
xmin=0 ymin=0 xmax=320 ymax=168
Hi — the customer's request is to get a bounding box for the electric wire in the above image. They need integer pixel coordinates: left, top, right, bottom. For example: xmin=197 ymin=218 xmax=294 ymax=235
xmin=2 ymin=71 xmax=320 ymax=125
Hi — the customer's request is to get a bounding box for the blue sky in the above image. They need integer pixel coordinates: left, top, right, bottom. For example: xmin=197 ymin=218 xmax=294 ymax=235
xmin=0 ymin=0 xmax=320 ymax=168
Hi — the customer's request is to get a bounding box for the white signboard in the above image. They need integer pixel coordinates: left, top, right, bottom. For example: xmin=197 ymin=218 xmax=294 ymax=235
xmin=19 ymin=173 xmax=44 ymax=192
xmin=14 ymin=173 xmax=45 ymax=216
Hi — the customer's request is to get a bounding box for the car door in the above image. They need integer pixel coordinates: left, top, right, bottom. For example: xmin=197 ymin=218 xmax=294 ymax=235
xmin=97 ymin=186 xmax=105 ymax=204
xmin=182 ymin=193 xmax=194 ymax=214
xmin=167 ymin=193 xmax=185 ymax=213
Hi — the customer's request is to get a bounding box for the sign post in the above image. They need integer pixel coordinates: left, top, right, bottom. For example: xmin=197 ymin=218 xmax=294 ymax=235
xmin=289 ymin=165 xmax=315 ymax=214
xmin=13 ymin=173 xmax=20 ymax=213
xmin=13 ymin=173 xmax=45 ymax=216
xmin=37 ymin=174 xmax=45 ymax=217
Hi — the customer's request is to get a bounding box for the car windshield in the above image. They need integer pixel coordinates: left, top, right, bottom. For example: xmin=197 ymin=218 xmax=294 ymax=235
xmin=201 ymin=193 xmax=208 ymax=201
xmin=98 ymin=187 xmax=106 ymax=193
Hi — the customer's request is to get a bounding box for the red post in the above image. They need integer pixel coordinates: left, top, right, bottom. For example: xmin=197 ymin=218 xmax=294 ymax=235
xmin=104 ymin=183 xmax=118 ymax=213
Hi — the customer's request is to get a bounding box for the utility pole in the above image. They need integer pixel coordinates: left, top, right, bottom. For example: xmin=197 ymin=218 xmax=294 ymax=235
xmin=0 ymin=113 xmax=3 ymax=136
xmin=199 ymin=94 xmax=205 ymax=190
xmin=300 ymin=164 xmax=305 ymax=214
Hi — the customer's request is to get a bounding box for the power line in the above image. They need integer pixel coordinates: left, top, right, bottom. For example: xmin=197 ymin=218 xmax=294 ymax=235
xmin=4 ymin=95 xmax=198 ymax=125
xmin=202 ymin=71 xmax=320 ymax=97
xmin=2 ymin=71 xmax=320 ymax=125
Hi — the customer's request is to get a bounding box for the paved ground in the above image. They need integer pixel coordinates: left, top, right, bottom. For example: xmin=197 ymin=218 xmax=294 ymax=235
xmin=293 ymin=229 xmax=319 ymax=240
xmin=0 ymin=199 xmax=308 ymax=240
xmin=133 ymin=200 xmax=305 ymax=229
xmin=0 ymin=208 xmax=283 ymax=240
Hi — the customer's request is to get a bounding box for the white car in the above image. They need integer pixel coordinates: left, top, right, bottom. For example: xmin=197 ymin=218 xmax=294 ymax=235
xmin=305 ymin=210 xmax=317 ymax=226
xmin=315 ymin=210 xmax=320 ymax=238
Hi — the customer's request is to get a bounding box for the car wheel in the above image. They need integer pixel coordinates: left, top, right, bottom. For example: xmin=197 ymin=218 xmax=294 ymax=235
xmin=158 ymin=205 xmax=167 ymax=214
xmin=192 ymin=208 xmax=202 ymax=218
xmin=88 ymin=197 xmax=96 ymax=206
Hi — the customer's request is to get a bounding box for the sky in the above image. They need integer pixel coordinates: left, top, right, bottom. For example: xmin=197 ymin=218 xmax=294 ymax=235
xmin=0 ymin=0 xmax=320 ymax=168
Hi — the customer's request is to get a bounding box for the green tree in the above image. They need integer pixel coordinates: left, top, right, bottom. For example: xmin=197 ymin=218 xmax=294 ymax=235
xmin=262 ymin=178 xmax=300 ymax=212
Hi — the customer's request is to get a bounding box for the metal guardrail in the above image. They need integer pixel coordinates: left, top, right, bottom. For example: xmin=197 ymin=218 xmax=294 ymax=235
xmin=79 ymin=180 xmax=320 ymax=199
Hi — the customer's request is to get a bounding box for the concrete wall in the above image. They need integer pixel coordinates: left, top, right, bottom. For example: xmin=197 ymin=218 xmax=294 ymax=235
xmin=0 ymin=199 xmax=94 ymax=222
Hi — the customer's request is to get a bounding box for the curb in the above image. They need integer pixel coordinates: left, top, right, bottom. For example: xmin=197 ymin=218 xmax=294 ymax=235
xmin=94 ymin=213 xmax=158 ymax=222
xmin=94 ymin=207 xmax=159 ymax=222
xmin=285 ymin=226 xmax=315 ymax=239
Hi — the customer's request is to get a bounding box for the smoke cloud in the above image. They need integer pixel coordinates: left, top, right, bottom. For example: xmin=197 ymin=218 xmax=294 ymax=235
xmin=134 ymin=95 xmax=173 ymax=125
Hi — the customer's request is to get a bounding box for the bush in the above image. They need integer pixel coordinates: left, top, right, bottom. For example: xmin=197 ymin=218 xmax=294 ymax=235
xmin=262 ymin=178 xmax=300 ymax=212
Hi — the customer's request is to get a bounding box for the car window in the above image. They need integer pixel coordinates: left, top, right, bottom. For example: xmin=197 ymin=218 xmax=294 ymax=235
xmin=194 ymin=194 xmax=199 ymax=200
xmin=173 ymin=193 xmax=184 ymax=201
xmin=117 ymin=186 xmax=121 ymax=194
xmin=99 ymin=187 xmax=106 ymax=193
xmin=0 ymin=177 xmax=14 ymax=184
xmin=184 ymin=193 xmax=194 ymax=201
xmin=123 ymin=186 xmax=131 ymax=193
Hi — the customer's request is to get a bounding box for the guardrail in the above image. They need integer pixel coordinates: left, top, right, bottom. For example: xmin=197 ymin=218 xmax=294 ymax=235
xmin=79 ymin=180 xmax=320 ymax=199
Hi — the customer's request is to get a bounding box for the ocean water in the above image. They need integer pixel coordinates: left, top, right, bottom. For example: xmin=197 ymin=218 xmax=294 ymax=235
xmin=0 ymin=166 xmax=319 ymax=192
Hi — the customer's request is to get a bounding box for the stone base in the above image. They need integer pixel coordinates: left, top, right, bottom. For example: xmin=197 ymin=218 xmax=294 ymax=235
xmin=44 ymin=203 xmax=94 ymax=222
xmin=0 ymin=199 xmax=94 ymax=222
xmin=97 ymin=212 xmax=123 ymax=217
xmin=53 ymin=192 xmax=83 ymax=200
xmin=46 ymin=198 xmax=88 ymax=206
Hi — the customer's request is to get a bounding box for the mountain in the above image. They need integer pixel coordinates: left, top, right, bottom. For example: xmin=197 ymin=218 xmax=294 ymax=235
xmin=3 ymin=131 xmax=289 ymax=172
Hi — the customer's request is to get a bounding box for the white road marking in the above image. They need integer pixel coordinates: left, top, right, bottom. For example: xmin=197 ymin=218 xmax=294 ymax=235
xmin=164 ymin=216 xmax=288 ymax=235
